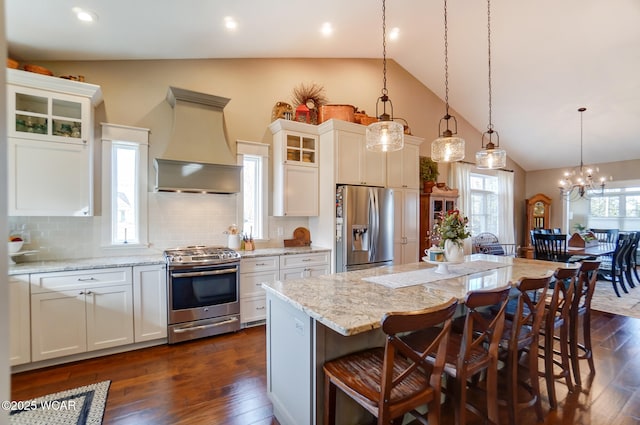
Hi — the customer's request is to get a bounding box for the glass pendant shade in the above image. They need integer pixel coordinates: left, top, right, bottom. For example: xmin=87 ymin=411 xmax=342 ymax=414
xmin=366 ymin=119 xmax=404 ymax=152
xmin=476 ymin=147 xmax=507 ymax=169
xmin=431 ymin=134 xmax=465 ymax=162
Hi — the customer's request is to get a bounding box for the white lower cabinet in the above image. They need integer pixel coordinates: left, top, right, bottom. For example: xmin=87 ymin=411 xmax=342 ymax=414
xmin=240 ymin=256 xmax=279 ymax=326
xmin=30 ymin=267 xmax=134 ymax=362
xmin=240 ymin=252 xmax=330 ymax=326
xmin=9 ymin=274 xmax=30 ymax=366
xmin=133 ymin=264 xmax=167 ymax=342
xmin=279 ymin=252 xmax=330 ymax=281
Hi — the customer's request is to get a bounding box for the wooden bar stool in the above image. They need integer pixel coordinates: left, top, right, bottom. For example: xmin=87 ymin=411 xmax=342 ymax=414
xmin=322 ymin=298 xmax=458 ymax=425
xmin=570 ymin=261 xmax=600 ymax=388
xmin=539 ymin=267 xmax=578 ymax=409
xmin=401 ymin=286 xmax=511 ymax=425
xmin=497 ymin=276 xmax=551 ymax=424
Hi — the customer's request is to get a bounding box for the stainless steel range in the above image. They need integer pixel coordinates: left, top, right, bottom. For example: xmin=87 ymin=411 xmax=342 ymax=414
xmin=164 ymin=245 xmax=241 ymax=344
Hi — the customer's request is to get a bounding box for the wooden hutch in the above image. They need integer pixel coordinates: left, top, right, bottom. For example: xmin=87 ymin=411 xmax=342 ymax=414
xmin=419 ymin=188 xmax=459 ymax=256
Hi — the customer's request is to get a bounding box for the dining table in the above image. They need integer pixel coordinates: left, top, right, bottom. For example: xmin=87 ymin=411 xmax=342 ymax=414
xmin=262 ymin=254 xmax=578 ymax=425
xmin=567 ymin=242 xmax=615 ymax=257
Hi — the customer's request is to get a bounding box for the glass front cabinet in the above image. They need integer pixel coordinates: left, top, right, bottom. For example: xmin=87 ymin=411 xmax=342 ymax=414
xmin=6 ymin=69 xmax=103 ymax=216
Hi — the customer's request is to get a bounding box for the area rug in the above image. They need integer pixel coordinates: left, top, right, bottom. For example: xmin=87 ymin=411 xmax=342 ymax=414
xmin=591 ymin=280 xmax=640 ymax=320
xmin=9 ymin=380 xmax=110 ymax=425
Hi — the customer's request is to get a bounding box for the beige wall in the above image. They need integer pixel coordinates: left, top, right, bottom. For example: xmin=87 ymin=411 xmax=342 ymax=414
xmin=29 ymin=57 xmax=529 ymax=243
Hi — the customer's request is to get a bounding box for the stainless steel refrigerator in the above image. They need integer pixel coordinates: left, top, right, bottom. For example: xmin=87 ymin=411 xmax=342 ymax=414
xmin=335 ymin=185 xmax=394 ymax=271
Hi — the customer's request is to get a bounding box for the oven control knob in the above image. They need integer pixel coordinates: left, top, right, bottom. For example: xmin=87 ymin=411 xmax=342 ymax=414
xmin=176 ymin=255 xmax=183 ymax=262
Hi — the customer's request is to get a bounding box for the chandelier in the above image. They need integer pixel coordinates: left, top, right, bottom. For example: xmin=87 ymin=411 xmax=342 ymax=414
xmin=365 ymin=0 xmax=404 ymax=152
xmin=558 ymin=107 xmax=609 ymax=200
xmin=475 ymin=0 xmax=506 ymax=169
xmin=431 ymin=0 xmax=465 ymax=163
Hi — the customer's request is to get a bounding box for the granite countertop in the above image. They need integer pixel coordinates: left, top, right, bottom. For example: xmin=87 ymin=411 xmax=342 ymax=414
xmin=262 ymin=254 xmax=574 ymax=337
xmin=8 ymin=254 xmax=166 ymax=275
xmin=8 ymin=246 xmax=332 ymax=275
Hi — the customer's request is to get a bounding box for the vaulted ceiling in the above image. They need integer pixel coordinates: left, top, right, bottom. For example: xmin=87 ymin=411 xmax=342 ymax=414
xmin=6 ymin=0 xmax=640 ymax=171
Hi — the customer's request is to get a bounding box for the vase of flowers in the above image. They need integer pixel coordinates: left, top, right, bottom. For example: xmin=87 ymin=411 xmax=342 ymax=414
xmin=434 ymin=210 xmax=471 ymax=262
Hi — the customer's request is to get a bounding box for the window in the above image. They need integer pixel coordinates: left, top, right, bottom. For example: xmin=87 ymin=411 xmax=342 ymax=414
xmin=243 ymin=155 xmax=264 ymax=239
xmin=237 ymin=141 xmax=269 ymax=240
xmin=469 ymin=173 xmax=499 ymax=235
xmin=112 ymin=143 xmax=139 ymax=243
xmin=587 ymin=183 xmax=640 ymax=230
xmin=450 ymin=162 xmax=515 ymax=244
xmin=101 ymin=124 xmax=149 ymax=247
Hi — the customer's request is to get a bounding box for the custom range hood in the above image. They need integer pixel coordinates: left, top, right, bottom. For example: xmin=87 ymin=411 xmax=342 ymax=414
xmin=155 ymin=86 xmax=241 ymax=194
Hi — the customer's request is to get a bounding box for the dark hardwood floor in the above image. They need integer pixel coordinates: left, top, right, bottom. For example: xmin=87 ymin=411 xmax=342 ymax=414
xmin=11 ymin=311 xmax=640 ymax=424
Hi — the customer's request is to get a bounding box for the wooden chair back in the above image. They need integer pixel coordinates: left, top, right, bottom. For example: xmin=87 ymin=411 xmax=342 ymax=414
xmin=589 ymin=228 xmax=619 ymax=244
xmin=533 ymin=233 xmax=569 ymax=262
xmin=380 ymin=298 xmax=459 ymax=398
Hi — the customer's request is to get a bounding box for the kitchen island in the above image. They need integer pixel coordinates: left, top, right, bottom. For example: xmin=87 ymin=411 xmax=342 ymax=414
xmin=262 ymin=254 xmax=575 ymax=425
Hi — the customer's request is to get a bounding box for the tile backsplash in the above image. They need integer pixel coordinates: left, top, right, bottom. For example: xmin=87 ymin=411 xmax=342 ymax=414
xmin=8 ymin=192 xmax=311 ymax=262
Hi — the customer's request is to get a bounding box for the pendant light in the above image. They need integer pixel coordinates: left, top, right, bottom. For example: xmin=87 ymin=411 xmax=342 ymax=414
xmin=366 ymin=0 xmax=404 ymax=152
xmin=431 ymin=0 xmax=465 ymax=163
xmin=558 ymin=107 xmax=610 ymax=200
xmin=476 ymin=0 xmax=506 ymax=169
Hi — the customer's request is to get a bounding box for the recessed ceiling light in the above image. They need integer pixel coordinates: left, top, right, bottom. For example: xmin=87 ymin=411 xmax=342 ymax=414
xmin=72 ymin=7 xmax=98 ymax=23
xmin=389 ymin=27 xmax=400 ymax=41
xmin=321 ymin=22 xmax=333 ymax=36
xmin=224 ymin=16 xmax=238 ymax=30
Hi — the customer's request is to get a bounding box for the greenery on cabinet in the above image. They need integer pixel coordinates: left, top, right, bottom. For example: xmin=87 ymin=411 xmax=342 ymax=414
xmin=420 ymin=156 xmax=439 ymax=181
xmin=420 ymin=156 xmax=439 ymax=193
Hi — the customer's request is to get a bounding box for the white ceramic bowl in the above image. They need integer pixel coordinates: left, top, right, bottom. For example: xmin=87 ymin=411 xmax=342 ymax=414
xmin=8 ymin=240 xmax=24 ymax=254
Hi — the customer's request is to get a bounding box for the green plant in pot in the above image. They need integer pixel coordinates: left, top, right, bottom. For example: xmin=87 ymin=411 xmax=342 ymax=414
xmin=420 ymin=156 xmax=439 ymax=193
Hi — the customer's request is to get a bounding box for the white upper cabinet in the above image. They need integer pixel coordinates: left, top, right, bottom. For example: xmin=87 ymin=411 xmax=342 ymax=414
xmin=386 ymin=135 xmax=422 ymax=189
xmin=269 ymin=119 xmax=319 ymax=216
xmin=6 ymin=69 xmax=103 ymax=216
xmin=329 ymin=121 xmax=386 ymax=187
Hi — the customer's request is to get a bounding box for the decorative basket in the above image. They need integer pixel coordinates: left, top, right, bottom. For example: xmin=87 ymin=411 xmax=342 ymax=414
xmin=318 ymin=104 xmax=356 ymax=124
xmin=24 ymin=64 xmax=53 ymax=76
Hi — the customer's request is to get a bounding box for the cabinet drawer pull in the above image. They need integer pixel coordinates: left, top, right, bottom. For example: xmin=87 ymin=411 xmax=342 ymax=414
xmin=77 ymin=277 xmax=97 ymax=281
xmin=256 ymin=263 xmax=267 ymax=266
xmin=256 ymin=306 xmax=266 ymax=311
xmin=301 ymin=258 xmax=312 ymax=262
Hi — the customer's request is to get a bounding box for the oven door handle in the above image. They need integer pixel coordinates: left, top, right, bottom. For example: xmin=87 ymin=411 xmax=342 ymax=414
xmin=171 ymin=267 xmax=238 ymax=278
xmin=172 ymin=317 xmax=239 ymax=333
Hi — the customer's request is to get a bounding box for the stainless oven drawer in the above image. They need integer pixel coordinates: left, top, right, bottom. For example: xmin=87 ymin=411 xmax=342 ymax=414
xmin=168 ymin=314 xmax=240 ymax=344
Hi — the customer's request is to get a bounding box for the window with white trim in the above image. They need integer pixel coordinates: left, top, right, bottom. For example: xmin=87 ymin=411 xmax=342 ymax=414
xmin=237 ymin=140 xmax=269 ymax=240
xmin=587 ymin=183 xmax=640 ymax=230
xmin=101 ymin=123 xmax=149 ymax=247
xmin=469 ymin=173 xmax=499 ymax=235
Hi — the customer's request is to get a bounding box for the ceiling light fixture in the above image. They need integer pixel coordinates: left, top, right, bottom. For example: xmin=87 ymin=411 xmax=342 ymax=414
xmin=558 ymin=107 xmax=610 ymax=200
xmin=365 ymin=0 xmax=404 ymax=153
xmin=224 ymin=16 xmax=238 ymax=30
xmin=431 ymin=0 xmax=464 ymax=163
xmin=476 ymin=0 xmax=506 ymax=169
xmin=321 ymin=22 xmax=333 ymax=36
xmin=72 ymin=7 xmax=98 ymax=23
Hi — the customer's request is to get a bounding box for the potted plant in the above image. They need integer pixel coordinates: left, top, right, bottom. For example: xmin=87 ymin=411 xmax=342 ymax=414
xmin=420 ymin=156 xmax=439 ymax=193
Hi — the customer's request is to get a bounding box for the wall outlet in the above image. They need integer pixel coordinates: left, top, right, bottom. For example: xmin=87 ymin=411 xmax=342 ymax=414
xmin=277 ymin=226 xmax=284 ymax=237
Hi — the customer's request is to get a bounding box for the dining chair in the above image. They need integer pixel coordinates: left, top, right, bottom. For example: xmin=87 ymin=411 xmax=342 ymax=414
xmin=589 ymin=228 xmax=619 ymax=244
xmin=569 ymin=261 xmax=600 ymax=388
xmin=322 ymin=297 xmax=458 ymax=425
xmin=598 ymin=232 xmax=631 ymax=297
xmin=539 ymin=267 xmax=578 ymax=409
xmin=533 ymin=233 xmax=575 ymax=262
xmin=623 ymin=231 xmax=639 ymax=288
xmin=401 ymin=286 xmax=511 ymax=425
xmin=497 ymin=276 xmax=551 ymax=424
